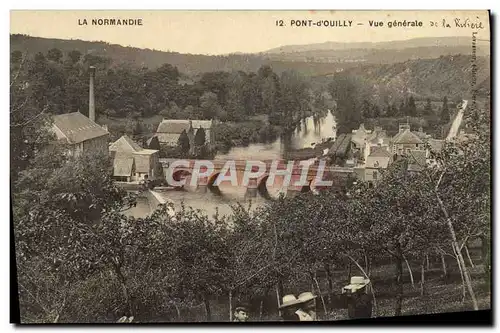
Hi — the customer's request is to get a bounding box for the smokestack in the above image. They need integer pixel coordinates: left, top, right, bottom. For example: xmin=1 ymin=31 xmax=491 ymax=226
xmin=89 ymin=66 xmax=96 ymax=122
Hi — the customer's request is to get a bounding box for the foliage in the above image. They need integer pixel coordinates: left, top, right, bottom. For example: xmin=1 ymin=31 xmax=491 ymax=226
xmin=177 ymin=129 xmax=190 ymax=156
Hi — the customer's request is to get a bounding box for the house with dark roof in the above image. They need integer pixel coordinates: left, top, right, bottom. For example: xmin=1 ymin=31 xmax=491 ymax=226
xmin=328 ymin=133 xmax=352 ymax=165
xmin=156 ymin=119 xmax=215 ymax=153
xmin=52 ymin=112 xmax=109 ymax=157
xmin=109 ymin=135 xmax=161 ymax=182
xmin=390 ymin=123 xmax=426 ymax=156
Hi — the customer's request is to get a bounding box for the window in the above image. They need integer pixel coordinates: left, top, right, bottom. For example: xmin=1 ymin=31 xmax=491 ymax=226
xmin=373 ymin=171 xmax=378 ymax=180
xmin=374 ymin=160 xmax=380 ymax=168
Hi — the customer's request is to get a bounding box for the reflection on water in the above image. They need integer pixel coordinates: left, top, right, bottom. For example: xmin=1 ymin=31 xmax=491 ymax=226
xmin=129 ymin=111 xmax=337 ymax=219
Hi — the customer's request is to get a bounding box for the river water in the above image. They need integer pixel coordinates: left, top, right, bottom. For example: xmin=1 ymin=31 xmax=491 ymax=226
xmin=124 ymin=111 xmax=337 ymax=219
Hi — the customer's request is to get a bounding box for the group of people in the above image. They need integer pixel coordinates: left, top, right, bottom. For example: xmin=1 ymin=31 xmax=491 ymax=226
xmin=233 ymin=276 xmax=373 ymax=322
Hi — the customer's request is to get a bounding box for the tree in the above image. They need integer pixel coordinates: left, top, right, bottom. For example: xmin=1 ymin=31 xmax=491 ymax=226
xmin=11 ymin=50 xmax=23 ymax=64
xmin=67 ymin=50 xmax=82 ymax=64
xmin=177 ymin=129 xmax=190 ymax=156
xmin=199 ymin=71 xmax=230 ymax=106
xmin=329 ymin=74 xmax=368 ymax=134
xmin=200 ymin=91 xmax=222 ymax=119
xmin=276 ymin=70 xmax=310 ymax=133
xmin=10 ymin=55 xmax=53 ymax=184
xmin=194 ymin=127 xmax=206 ymax=147
xmin=441 ymin=96 xmax=450 ymax=123
xmin=407 ymin=96 xmax=417 ymax=117
xmin=398 ymin=99 xmax=406 ymax=117
xmin=423 ymin=98 xmax=433 ymax=116
xmin=156 ymin=63 xmax=180 ymax=83
xmin=47 ymin=48 xmax=63 ymax=63
xmin=361 ymin=99 xmax=372 ymax=118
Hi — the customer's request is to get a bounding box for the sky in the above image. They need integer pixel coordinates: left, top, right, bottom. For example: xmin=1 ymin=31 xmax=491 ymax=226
xmin=10 ymin=10 xmax=491 ymax=55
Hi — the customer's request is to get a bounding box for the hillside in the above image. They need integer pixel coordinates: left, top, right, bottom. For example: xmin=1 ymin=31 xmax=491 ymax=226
xmin=264 ymin=45 xmax=489 ymax=65
xmin=10 ymin=34 xmax=489 ymax=77
xmin=313 ymin=54 xmax=490 ymax=101
xmin=264 ymin=36 xmax=489 ymax=53
xmin=10 ymin=34 xmax=359 ymax=76
xmin=264 ymin=36 xmax=489 ymax=65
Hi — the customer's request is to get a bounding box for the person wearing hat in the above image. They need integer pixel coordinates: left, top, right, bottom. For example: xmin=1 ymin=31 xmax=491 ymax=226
xmin=342 ymin=276 xmax=373 ymax=319
xmin=233 ymin=303 xmax=250 ymax=322
xmin=279 ymin=295 xmax=314 ymax=321
xmin=297 ymin=292 xmax=318 ymax=321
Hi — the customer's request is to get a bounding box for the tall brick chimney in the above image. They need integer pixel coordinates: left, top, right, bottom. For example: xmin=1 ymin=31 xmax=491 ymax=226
xmin=89 ymin=66 xmax=96 ymax=122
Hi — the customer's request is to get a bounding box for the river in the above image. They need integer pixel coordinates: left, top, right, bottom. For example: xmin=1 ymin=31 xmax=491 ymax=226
xmin=124 ymin=111 xmax=337 ymax=219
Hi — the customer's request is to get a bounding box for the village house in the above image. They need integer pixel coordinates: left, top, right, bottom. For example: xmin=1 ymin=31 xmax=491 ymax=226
xmin=351 ymin=123 xmax=372 ymax=156
xmin=367 ymin=126 xmax=391 ymax=151
xmin=110 ymin=135 xmax=161 ymax=182
xmin=390 ymin=123 xmax=426 ymax=156
xmin=328 ymin=133 xmax=352 ymax=166
xmin=362 ymin=146 xmax=394 ymax=182
xmin=51 ymin=111 xmax=109 ymax=157
xmin=155 ymin=119 xmax=215 ymax=154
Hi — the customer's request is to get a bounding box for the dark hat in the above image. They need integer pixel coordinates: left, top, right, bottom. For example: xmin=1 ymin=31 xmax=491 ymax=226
xmin=234 ymin=303 xmax=250 ymax=312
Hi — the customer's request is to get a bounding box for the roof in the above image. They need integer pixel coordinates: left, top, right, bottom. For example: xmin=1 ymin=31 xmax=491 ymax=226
xmin=366 ymin=155 xmax=391 ymax=169
xmin=191 ymin=120 xmax=213 ymax=129
xmin=368 ymin=129 xmax=390 ymax=145
xmin=134 ymin=149 xmax=158 ymax=155
xmin=407 ymin=150 xmax=427 ymax=172
xmin=157 ymin=133 xmax=182 ymax=145
xmin=113 ymin=155 xmax=134 ymax=177
xmin=428 ymin=139 xmax=445 ymax=153
xmin=414 ymin=131 xmax=428 ymax=140
xmin=156 ymin=119 xmax=212 ymax=134
xmin=53 ymin=112 xmax=109 ymax=144
xmin=369 ymin=147 xmax=392 ymax=158
xmin=392 ymin=129 xmax=423 ymax=145
xmin=329 ymin=134 xmax=351 ymax=157
xmin=109 ymin=135 xmax=142 ymax=152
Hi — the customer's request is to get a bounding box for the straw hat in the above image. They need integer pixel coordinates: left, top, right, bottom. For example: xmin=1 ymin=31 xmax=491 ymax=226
xmin=343 ymin=276 xmax=370 ymax=292
xmin=278 ymin=294 xmax=303 ymax=309
xmin=297 ymin=292 xmax=317 ymax=303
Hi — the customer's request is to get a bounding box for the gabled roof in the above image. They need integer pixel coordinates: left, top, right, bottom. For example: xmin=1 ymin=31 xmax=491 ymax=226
xmin=428 ymin=139 xmax=445 ymax=153
xmin=156 ymin=119 xmax=212 ymax=134
xmin=53 ymin=112 xmax=108 ymax=144
xmin=329 ymin=133 xmax=351 ymax=157
xmin=369 ymin=147 xmax=392 ymax=158
xmin=109 ymin=135 xmax=142 ymax=152
xmin=392 ymin=129 xmax=423 ymax=145
xmin=368 ymin=130 xmax=390 ymax=145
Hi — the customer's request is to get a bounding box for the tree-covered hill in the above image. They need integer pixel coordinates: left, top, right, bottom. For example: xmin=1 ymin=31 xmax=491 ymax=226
xmin=313 ymin=54 xmax=490 ymax=102
xmin=10 ymin=34 xmax=361 ymax=76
